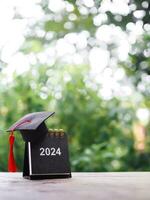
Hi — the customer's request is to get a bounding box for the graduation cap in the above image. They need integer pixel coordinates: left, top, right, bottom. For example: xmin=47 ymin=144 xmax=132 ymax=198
xmin=8 ymin=111 xmax=55 ymax=143
xmin=7 ymin=111 xmax=71 ymax=179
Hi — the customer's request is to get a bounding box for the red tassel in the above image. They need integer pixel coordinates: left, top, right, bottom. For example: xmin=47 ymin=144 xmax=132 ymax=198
xmin=8 ymin=132 xmax=17 ymax=172
xmin=8 ymin=119 xmax=31 ymax=172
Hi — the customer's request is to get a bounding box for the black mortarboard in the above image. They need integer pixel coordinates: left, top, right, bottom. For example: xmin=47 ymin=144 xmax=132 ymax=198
xmin=7 ymin=111 xmax=55 ymax=143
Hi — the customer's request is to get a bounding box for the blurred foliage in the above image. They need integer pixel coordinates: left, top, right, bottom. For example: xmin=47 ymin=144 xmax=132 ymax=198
xmin=121 ymin=33 xmax=150 ymax=102
xmin=0 ymin=0 xmax=150 ymax=172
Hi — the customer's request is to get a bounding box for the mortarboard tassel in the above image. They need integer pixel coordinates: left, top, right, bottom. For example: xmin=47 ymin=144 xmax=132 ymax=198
xmin=8 ymin=132 xmax=17 ymax=172
xmin=8 ymin=119 xmax=31 ymax=172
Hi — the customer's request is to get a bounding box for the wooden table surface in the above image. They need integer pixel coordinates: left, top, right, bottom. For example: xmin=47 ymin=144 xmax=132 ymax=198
xmin=0 ymin=172 xmax=150 ymax=200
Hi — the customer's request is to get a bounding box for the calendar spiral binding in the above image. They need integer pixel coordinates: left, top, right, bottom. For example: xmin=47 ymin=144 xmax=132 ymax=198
xmin=48 ymin=129 xmax=65 ymax=137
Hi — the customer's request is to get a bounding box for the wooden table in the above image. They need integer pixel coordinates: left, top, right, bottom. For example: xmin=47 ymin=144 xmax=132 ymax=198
xmin=0 ymin=172 xmax=150 ymax=200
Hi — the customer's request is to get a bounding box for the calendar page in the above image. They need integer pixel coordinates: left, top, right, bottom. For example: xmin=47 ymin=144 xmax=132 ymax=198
xmin=26 ymin=131 xmax=71 ymax=178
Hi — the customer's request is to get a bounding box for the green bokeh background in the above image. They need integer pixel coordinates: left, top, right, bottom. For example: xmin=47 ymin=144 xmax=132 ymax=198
xmin=0 ymin=0 xmax=149 ymax=172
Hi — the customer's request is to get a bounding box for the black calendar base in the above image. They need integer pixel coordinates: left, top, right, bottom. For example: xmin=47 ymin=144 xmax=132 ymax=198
xmin=23 ymin=173 xmax=72 ymax=180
